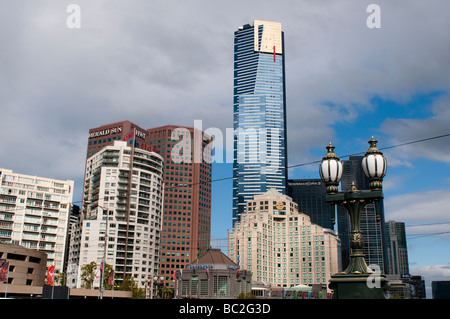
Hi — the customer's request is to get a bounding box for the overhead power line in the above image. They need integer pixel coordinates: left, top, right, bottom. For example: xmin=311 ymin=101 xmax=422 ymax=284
xmin=208 ymin=131 xmax=450 ymax=185
xmin=406 ymin=221 xmax=450 ymax=228
xmin=407 ymin=231 xmax=450 ymax=239
xmin=379 ymin=133 xmax=450 ymax=152
xmin=131 ymin=131 xmax=450 ymax=194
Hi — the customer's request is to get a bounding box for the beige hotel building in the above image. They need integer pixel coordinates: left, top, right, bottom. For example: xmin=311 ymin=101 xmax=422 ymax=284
xmin=228 ymin=189 xmax=340 ymax=288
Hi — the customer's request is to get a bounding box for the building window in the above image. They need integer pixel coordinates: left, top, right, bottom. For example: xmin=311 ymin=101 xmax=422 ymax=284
xmin=214 ymin=276 xmax=228 ymax=297
xmin=190 ymin=276 xmax=198 ymax=296
xmin=200 ymin=280 xmax=208 ymax=297
xmin=182 ymin=280 xmax=189 ymax=296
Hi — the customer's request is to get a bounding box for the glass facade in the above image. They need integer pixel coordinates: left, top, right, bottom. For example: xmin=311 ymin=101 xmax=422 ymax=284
xmin=385 ymin=220 xmax=409 ymax=277
xmin=287 ymin=179 xmax=333 ymax=230
xmin=233 ymin=21 xmax=288 ymax=224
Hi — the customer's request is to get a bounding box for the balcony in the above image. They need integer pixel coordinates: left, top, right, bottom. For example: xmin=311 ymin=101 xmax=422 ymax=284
xmin=0 ymin=195 xmax=16 ymax=205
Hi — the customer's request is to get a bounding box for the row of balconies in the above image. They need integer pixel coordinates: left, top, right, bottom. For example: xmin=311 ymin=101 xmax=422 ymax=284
xmin=0 ymin=221 xmax=12 ymax=230
xmin=23 ymin=216 xmax=60 ymax=225
xmin=0 ymin=195 xmax=17 ymax=204
xmin=133 ymin=152 xmax=163 ymax=167
xmin=0 ymin=213 xmax=13 ymax=221
xmin=21 ymin=232 xmax=57 ymax=242
xmin=22 ymin=224 xmax=58 ymax=234
xmin=23 ymin=200 xmax=64 ymax=210
xmin=0 ymin=230 xmax=12 ymax=238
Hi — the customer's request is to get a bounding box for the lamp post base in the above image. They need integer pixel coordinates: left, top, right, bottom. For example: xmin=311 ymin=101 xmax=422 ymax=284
xmin=329 ymin=274 xmax=388 ymax=299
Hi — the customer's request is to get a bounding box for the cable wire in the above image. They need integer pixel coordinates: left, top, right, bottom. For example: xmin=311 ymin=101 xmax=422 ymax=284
xmin=171 ymin=131 xmax=450 ymax=188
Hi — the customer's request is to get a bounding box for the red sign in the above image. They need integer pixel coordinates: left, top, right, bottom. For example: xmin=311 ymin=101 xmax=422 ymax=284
xmin=138 ymin=143 xmax=158 ymax=153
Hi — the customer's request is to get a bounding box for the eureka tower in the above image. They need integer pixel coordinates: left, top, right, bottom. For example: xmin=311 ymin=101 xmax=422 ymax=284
xmin=233 ymin=20 xmax=288 ymax=224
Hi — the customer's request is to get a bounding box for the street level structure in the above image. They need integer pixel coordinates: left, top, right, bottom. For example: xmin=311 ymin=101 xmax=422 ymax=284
xmin=174 ymin=249 xmax=251 ymax=299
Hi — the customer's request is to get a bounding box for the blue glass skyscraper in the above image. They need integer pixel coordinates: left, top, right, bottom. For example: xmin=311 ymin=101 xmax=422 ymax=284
xmin=233 ymin=20 xmax=288 ymax=224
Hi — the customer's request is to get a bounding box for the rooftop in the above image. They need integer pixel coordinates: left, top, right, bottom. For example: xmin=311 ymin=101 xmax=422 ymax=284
xmin=190 ymin=249 xmax=237 ymax=268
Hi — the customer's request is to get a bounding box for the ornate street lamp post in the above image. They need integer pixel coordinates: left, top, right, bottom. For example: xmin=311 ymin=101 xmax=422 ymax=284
xmin=319 ymin=137 xmax=388 ymax=299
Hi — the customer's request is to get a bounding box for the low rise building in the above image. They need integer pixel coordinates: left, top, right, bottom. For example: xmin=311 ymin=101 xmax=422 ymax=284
xmin=174 ymin=249 xmax=252 ymax=298
xmin=0 ymin=243 xmax=47 ymax=298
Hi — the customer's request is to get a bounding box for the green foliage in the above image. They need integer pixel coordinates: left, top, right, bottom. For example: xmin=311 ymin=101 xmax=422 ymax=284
xmin=80 ymin=261 xmax=98 ymax=289
xmin=54 ymin=272 xmax=67 ymax=286
xmin=79 ymin=263 xmax=149 ymax=299
xmin=80 ymin=261 xmax=114 ymax=290
xmin=162 ymin=287 xmax=173 ymax=299
xmin=237 ymin=292 xmax=257 ymax=299
xmin=119 ymin=275 xmax=145 ymax=299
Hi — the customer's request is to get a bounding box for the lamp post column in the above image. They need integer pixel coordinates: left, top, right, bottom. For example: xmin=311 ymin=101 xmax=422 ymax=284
xmin=319 ymin=138 xmax=388 ymax=299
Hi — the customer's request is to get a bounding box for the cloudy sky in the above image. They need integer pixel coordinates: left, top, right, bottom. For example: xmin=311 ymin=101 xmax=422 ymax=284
xmin=1 ymin=0 xmax=449 ymax=297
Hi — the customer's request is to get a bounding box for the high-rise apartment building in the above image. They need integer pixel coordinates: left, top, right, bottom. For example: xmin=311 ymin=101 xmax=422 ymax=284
xmin=67 ymin=205 xmax=82 ymax=288
xmin=0 ymin=168 xmax=74 ymax=273
xmin=147 ymin=125 xmax=212 ymax=288
xmin=228 ymin=189 xmax=340 ymax=288
xmin=75 ymin=140 xmax=164 ymax=289
xmin=337 ymin=156 xmax=388 ymax=273
xmin=233 ymin=20 xmax=288 ymax=225
xmin=73 ymin=121 xmax=213 ymax=290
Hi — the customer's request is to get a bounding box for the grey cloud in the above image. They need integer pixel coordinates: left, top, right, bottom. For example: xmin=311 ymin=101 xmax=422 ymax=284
xmin=384 ymin=188 xmax=450 ymax=222
xmin=380 ymin=94 xmax=450 ymax=164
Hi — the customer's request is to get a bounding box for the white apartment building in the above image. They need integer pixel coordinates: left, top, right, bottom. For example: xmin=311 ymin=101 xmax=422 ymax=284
xmin=228 ymin=189 xmax=340 ymax=288
xmin=71 ymin=140 xmax=164 ymax=289
xmin=0 ymin=168 xmax=74 ymax=273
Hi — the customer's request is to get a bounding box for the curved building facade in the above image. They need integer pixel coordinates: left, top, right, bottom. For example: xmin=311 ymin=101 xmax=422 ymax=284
xmin=73 ymin=139 xmax=164 ymax=289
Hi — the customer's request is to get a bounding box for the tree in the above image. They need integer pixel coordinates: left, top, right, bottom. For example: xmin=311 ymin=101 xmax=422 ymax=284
xmin=162 ymin=287 xmax=173 ymax=299
xmin=80 ymin=261 xmax=115 ymax=290
xmin=117 ymin=275 xmax=145 ymax=299
xmin=54 ymin=272 xmax=67 ymax=286
xmin=80 ymin=261 xmax=97 ymax=289
xmin=237 ymin=292 xmax=256 ymax=299
xmin=80 ymin=263 xmax=146 ymax=298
